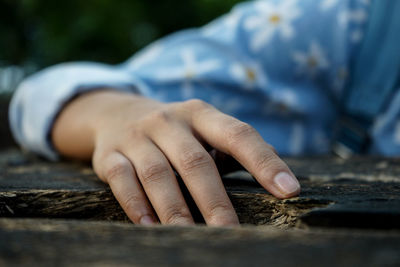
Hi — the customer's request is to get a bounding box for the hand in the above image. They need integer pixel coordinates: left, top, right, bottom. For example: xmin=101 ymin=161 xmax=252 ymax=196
xmin=52 ymin=90 xmax=300 ymax=226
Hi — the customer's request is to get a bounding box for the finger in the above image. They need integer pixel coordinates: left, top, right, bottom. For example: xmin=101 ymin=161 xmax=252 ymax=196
xmin=146 ymin=118 xmax=239 ymax=226
xmin=120 ymin=137 xmax=195 ymax=225
xmin=93 ymin=151 xmax=157 ymax=225
xmin=185 ymin=100 xmax=300 ymax=199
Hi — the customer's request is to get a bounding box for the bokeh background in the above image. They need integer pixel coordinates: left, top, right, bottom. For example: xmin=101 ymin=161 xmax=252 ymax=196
xmin=0 ymin=0 xmax=244 ymax=147
xmin=0 ymin=0 xmax=244 ymax=93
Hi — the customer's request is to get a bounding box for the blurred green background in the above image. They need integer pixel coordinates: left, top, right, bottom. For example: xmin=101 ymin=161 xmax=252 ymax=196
xmin=0 ymin=0 xmax=243 ymax=147
xmin=1 ymin=0 xmax=244 ymax=70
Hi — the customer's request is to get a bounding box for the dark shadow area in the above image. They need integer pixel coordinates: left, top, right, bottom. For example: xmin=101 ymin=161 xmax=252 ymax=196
xmin=0 ymin=94 xmax=15 ymax=149
xmin=0 ymin=0 xmax=244 ymax=68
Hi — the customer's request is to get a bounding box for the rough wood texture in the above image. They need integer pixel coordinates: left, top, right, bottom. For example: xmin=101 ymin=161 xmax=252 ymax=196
xmin=1 ymin=149 xmax=400 ymax=229
xmin=0 ymin=218 xmax=399 ymax=267
xmin=1 ymin=149 xmax=400 ymax=266
xmin=285 ymin=156 xmax=400 ymax=183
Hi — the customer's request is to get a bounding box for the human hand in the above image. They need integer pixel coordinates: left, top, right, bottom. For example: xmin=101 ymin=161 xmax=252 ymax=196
xmin=52 ymin=90 xmax=300 ymax=226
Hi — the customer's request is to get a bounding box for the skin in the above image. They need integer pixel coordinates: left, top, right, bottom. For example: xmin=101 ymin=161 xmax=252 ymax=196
xmin=52 ymin=90 xmax=301 ymax=226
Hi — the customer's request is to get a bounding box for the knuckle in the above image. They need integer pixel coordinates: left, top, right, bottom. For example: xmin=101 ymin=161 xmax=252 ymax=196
xmin=140 ymin=109 xmax=173 ymax=128
xmin=150 ymin=109 xmax=172 ymax=123
xmin=139 ymin=161 xmax=170 ymax=185
xmin=266 ymin=143 xmax=278 ymax=155
xmin=127 ymin=127 xmax=145 ymax=140
xmin=122 ymin=193 xmax=144 ymax=214
xmin=163 ymin=206 xmax=192 ymax=224
xmin=182 ymin=99 xmax=211 ymax=111
xmin=179 ymin=150 xmax=211 ymax=172
xmin=104 ymin=159 xmax=131 ymax=184
xmin=225 ymin=121 xmax=256 ymax=146
xmin=206 ymin=200 xmax=234 ymax=220
xmin=254 ymin=153 xmax=283 ymax=176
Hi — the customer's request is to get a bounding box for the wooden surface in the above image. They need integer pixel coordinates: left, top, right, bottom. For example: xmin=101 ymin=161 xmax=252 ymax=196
xmin=1 ymin=218 xmax=400 ymax=267
xmin=1 ymin=149 xmax=400 ymax=266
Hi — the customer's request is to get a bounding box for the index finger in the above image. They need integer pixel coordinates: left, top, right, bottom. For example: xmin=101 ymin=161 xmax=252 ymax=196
xmin=185 ymin=101 xmax=300 ymax=199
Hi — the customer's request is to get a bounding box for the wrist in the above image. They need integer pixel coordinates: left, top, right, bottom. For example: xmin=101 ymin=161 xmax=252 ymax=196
xmin=52 ymin=89 xmax=162 ymax=160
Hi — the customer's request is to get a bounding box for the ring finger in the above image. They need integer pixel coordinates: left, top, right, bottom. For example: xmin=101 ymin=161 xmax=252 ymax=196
xmin=121 ymin=137 xmax=195 ymax=225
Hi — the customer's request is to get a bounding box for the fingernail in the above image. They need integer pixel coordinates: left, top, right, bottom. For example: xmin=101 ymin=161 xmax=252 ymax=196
xmin=273 ymin=172 xmax=300 ymax=195
xmin=139 ymin=215 xmax=155 ymax=225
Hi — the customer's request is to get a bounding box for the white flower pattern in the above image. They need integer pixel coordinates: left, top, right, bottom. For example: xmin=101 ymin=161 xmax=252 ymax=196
xmin=229 ymin=60 xmax=268 ymax=90
xmin=13 ymin=0 xmax=389 ymax=159
xmin=338 ymin=8 xmax=368 ymax=43
xmin=292 ymin=41 xmax=330 ymax=78
xmin=154 ymin=49 xmax=222 ymax=98
xmin=244 ymin=0 xmax=302 ymax=52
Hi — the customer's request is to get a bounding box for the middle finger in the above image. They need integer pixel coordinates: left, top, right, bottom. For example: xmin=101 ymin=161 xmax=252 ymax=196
xmin=147 ymin=123 xmax=239 ymax=226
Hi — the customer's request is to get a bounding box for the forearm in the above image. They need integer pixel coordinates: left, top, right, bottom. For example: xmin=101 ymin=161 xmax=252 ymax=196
xmin=51 ymin=90 xmax=161 ymax=160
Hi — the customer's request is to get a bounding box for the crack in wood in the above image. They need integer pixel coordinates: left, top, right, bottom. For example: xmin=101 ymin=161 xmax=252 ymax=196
xmin=1 ymin=149 xmax=400 ymax=230
xmin=0 ymin=190 xmax=331 ymax=227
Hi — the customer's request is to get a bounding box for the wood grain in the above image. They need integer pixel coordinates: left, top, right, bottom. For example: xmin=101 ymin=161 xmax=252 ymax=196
xmin=1 ymin=149 xmax=400 ymax=266
xmin=1 ymin=149 xmax=399 ymax=228
xmin=1 ymin=218 xmax=399 ymax=267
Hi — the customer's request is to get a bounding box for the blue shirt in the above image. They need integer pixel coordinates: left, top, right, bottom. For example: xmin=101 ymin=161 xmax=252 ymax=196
xmin=8 ymin=0 xmax=400 ymax=160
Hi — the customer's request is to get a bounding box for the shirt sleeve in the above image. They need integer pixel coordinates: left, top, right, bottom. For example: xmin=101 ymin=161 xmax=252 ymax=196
xmin=9 ymin=62 xmax=151 ymax=160
xmin=9 ymin=0 xmax=372 ymax=159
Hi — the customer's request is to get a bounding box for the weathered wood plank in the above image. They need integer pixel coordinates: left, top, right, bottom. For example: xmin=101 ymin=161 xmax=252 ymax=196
xmin=1 ymin=150 xmax=400 ymax=266
xmin=1 ymin=218 xmax=399 ymax=267
xmin=285 ymin=156 xmax=400 ymax=183
xmin=1 ymin=149 xmax=400 ymax=228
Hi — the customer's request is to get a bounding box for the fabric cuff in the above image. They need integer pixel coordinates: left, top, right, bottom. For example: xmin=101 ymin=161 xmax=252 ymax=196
xmin=9 ymin=62 xmax=150 ymax=160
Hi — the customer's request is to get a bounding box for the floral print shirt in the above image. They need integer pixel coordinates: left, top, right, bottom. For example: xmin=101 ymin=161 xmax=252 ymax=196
xmin=9 ymin=0 xmax=400 ymax=159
